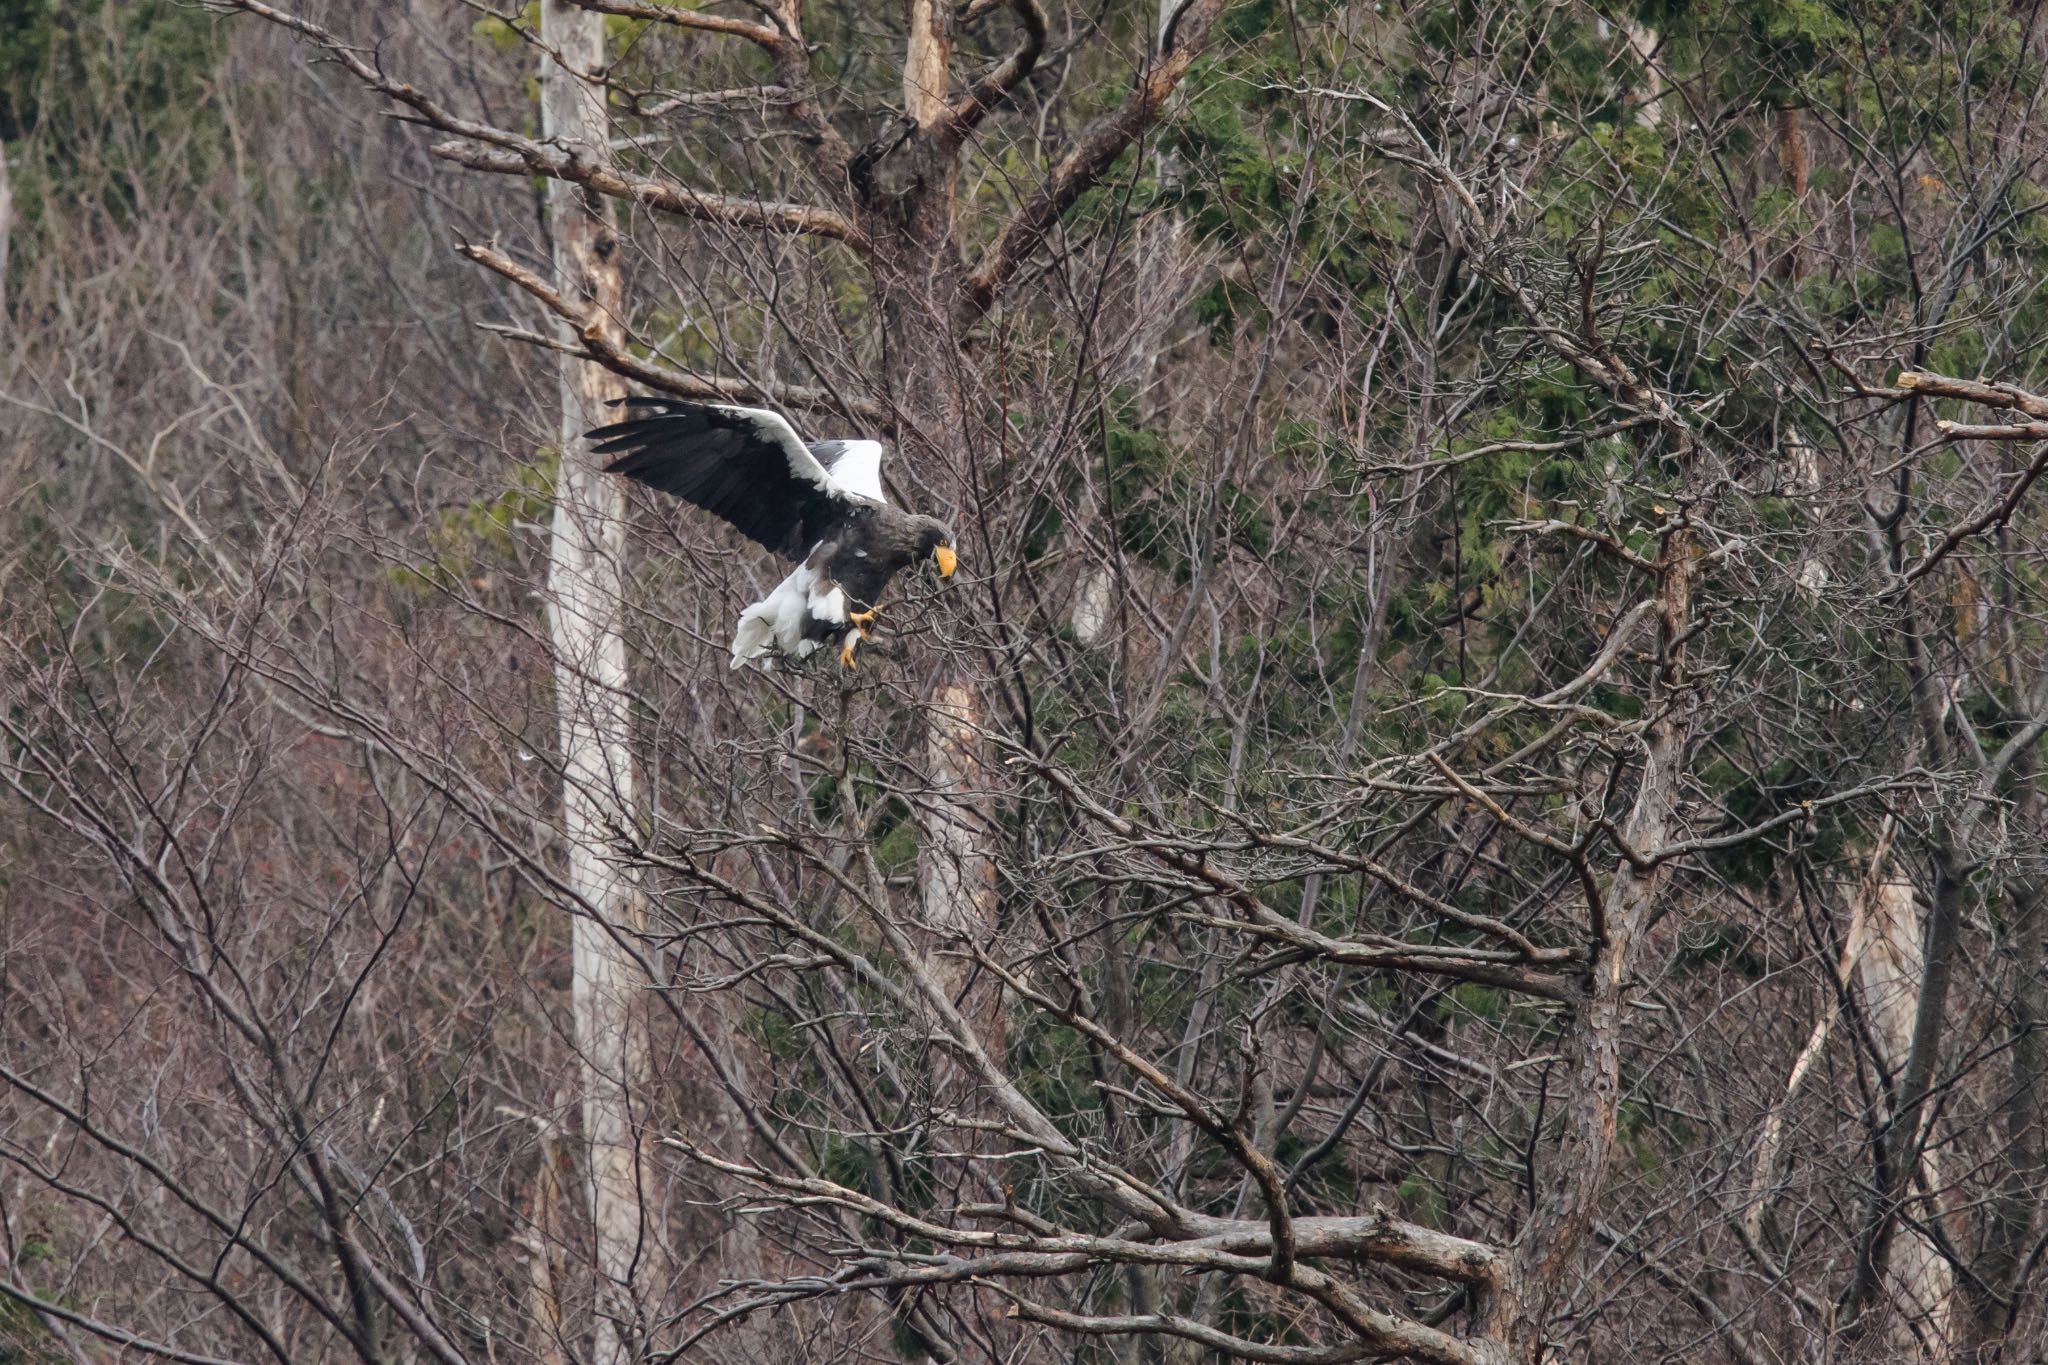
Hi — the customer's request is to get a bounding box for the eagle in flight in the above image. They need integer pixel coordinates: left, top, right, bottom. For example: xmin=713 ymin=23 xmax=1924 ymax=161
xmin=590 ymin=399 xmax=957 ymax=669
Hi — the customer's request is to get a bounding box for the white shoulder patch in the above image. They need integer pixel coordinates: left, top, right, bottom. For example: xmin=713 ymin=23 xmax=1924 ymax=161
xmin=719 ymin=403 xmax=797 ymax=445
xmin=720 ymin=404 xmax=838 ymax=490
xmin=824 ymin=440 xmax=887 ymax=503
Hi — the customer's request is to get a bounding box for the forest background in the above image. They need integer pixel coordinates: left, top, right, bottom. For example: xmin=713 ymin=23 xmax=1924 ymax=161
xmin=3 ymin=0 xmax=2048 ymax=1362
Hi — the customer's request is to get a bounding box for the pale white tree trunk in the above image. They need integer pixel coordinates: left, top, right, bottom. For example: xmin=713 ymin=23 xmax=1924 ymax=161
xmin=1741 ymin=827 xmax=1958 ymax=1358
xmin=1076 ymin=0 xmax=1195 ymax=643
xmin=1621 ymin=20 xmax=1664 ymax=129
xmin=910 ymin=675 xmax=1001 ymax=1364
xmin=1070 ymin=567 xmax=1113 ymax=644
xmin=1744 ymin=824 xmax=1893 ymax=1250
xmin=1124 ymin=0 xmax=1195 ymax=417
xmin=538 ymin=8 xmax=651 ymax=1362
xmin=902 ymin=0 xmax=953 ymax=128
xmin=918 ymin=677 xmax=1002 ymax=1077
xmin=519 ymin=1103 xmax=571 ymax=1365
xmin=1853 ymin=875 xmax=1959 ymax=1359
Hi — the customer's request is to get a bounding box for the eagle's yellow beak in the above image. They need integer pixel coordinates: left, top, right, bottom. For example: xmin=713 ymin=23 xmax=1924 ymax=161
xmin=933 ymin=544 xmax=957 ymax=578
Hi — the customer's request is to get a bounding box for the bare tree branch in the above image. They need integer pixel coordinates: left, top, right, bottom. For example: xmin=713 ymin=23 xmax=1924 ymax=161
xmin=947 ymin=0 xmax=1048 ymax=134
xmin=962 ymin=0 xmax=1227 ymax=314
xmin=431 ymin=142 xmax=861 ymax=240
xmin=458 ymin=241 xmax=886 ymax=421
xmin=561 ymin=0 xmax=784 ymax=47
xmin=213 ymin=0 xmax=860 ymax=241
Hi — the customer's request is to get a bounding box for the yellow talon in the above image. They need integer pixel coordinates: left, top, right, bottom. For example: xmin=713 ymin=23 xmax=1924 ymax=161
xmin=838 ymin=636 xmax=859 ymax=669
xmin=848 ymin=607 xmax=878 ymax=638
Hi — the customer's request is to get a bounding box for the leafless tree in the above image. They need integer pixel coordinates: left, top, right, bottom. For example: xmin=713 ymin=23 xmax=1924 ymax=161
xmin=4 ymin=2 xmax=2048 ymax=1364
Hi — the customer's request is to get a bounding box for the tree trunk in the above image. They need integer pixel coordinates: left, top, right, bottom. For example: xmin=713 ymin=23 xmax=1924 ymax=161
xmin=1962 ymin=768 xmax=2047 ymax=1361
xmin=1853 ymin=873 xmax=1959 ymax=1358
xmin=524 ymin=1104 xmax=572 ymax=1365
xmin=1842 ymin=838 xmax=1965 ymax=1335
xmin=1743 ymin=822 xmax=1898 ymax=1249
xmin=538 ymin=8 xmax=651 ymax=1361
xmin=905 ymin=671 xmax=1003 ymax=1364
xmin=1776 ymin=104 xmax=1809 ymax=279
xmin=1 ymin=139 xmax=11 ymax=323
xmin=1776 ymin=105 xmax=1809 ymax=198
xmin=1489 ymin=520 xmax=1696 ymax=1361
xmin=1622 ymin=20 xmax=1664 ymax=129
xmin=917 ymin=672 xmax=1004 ymax=1105
xmin=902 ymin=0 xmax=954 ymax=130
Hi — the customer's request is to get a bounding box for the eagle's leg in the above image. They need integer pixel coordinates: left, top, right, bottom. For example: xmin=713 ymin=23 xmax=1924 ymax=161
xmin=837 ymin=631 xmax=861 ymax=669
xmin=847 ymin=606 xmax=879 ymax=639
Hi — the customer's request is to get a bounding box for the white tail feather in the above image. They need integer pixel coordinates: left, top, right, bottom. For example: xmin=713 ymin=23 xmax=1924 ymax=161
xmin=728 ymin=607 xmax=777 ymax=669
xmin=728 ymin=556 xmax=848 ymax=668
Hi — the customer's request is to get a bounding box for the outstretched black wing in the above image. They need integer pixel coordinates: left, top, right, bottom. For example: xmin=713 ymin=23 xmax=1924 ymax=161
xmin=589 ymin=398 xmax=866 ymax=558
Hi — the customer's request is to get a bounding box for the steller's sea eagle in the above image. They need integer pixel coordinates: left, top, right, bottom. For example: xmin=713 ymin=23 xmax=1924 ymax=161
xmin=589 ymin=398 xmax=957 ymax=669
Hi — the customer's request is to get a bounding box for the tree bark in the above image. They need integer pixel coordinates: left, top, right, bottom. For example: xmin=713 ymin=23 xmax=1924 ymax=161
xmin=917 ymin=673 xmax=1005 ymax=1106
xmin=1962 ymin=763 xmax=2047 ymax=1361
xmin=902 ymin=0 xmax=954 ymax=130
xmin=524 ymin=1106 xmax=573 ymax=1365
xmin=900 ymin=671 xmax=1005 ymax=1363
xmin=1852 ymin=872 xmax=1959 ymax=1358
xmin=1776 ymin=105 xmax=1809 ymax=198
xmin=1744 ymin=822 xmax=1897 ymax=1249
xmin=538 ymin=8 xmax=652 ymax=1361
xmin=1623 ymin=20 xmax=1664 ymax=129
xmin=1489 ymin=517 xmax=1696 ymax=1361
xmin=1 ymin=139 xmax=11 ymax=323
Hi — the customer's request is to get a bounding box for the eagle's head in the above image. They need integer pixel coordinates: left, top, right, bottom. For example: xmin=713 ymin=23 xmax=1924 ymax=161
xmin=913 ymin=518 xmax=957 ymax=579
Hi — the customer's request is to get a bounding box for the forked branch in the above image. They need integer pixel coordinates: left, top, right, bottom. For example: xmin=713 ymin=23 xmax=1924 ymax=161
xmin=947 ymin=0 xmax=1049 ymax=134
xmin=1893 ymin=369 xmax=2048 ymax=583
xmin=962 ymin=0 xmax=1228 ymax=315
xmin=562 ymin=0 xmax=784 ymax=47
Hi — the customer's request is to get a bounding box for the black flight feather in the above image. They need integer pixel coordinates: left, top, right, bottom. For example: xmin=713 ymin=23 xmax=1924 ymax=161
xmin=588 ymin=398 xmax=858 ymax=558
